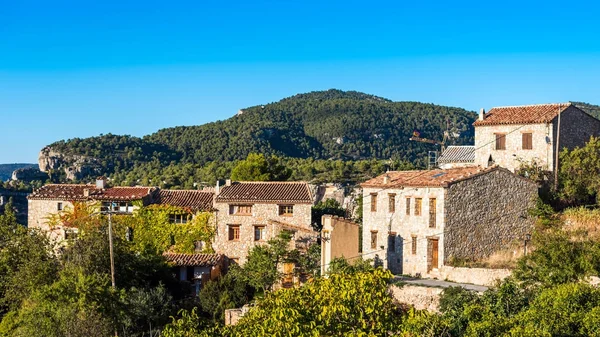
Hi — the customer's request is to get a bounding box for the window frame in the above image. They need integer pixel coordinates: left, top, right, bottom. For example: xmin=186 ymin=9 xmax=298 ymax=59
xmin=522 ymin=132 xmax=533 ymax=150
xmin=169 ymin=214 xmax=189 ymax=224
xmin=388 ymin=193 xmax=396 ymax=213
xmin=370 ymin=193 xmax=377 ymax=212
xmin=254 ymin=225 xmax=266 ymax=241
xmin=370 ymin=230 xmax=378 ymax=249
xmin=229 ymin=204 xmax=253 ymax=216
xmin=495 ymin=133 xmax=506 ymax=150
xmin=415 ymin=198 xmax=422 ymax=216
xmin=57 ymin=202 xmax=63 ymax=211
xmin=406 ymin=197 xmax=411 ymax=216
xmin=278 ymin=205 xmax=294 ymax=216
xmin=429 ymin=198 xmax=437 ymax=228
xmin=411 ymin=235 xmax=417 ymax=255
xmin=228 ymin=224 xmax=241 ymax=241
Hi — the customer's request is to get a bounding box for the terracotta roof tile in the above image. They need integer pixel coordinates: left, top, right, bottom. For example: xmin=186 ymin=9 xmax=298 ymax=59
xmin=361 ymin=166 xmax=501 ymax=188
xmin=28 ymin=184 xmax=156 ymax=201
xmin=216 ymin=181 xmax=312 ymax=204
xmin=438 ymin=146 xmax=475 ymax=163
xmin=163 ymin=253 xmax=224 ymax=267
xmin=157 ymin=190 xmax=214 ymax=212
xmin=473 ymin=103 xmax=573 ymax=126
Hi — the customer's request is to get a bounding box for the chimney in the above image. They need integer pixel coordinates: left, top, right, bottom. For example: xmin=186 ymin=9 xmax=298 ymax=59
xmin=478 ymin=108 xmax=485 ymax=121
xmin=225 ymin=179 xmax=232 ymax=187
xmin=96 ymin=177 xmax=107 ymax=189
xmin=83 ymin=188 xmax=90 ymax=197
xmin=215 ymin=180 xmax=220 ymax=195
xmin=383 ymin=174 xmax=390 ymax=184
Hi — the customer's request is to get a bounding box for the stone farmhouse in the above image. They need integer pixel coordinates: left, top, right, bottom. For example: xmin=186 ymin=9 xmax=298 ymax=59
xmin=361 ymin=166 xmax=537 ymax=277
xmin=213 ymin=180 xmax=315 ymax=264
xmin=439 ymin=103 xmax=600 ymax=172
xmin=163 ymin=252 xmax=226 ymax=295
xmin=474 ymin=103 xmax=600 ymax=172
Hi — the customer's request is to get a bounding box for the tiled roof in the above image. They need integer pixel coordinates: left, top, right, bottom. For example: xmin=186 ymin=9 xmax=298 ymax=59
xmin=438 ymin=146 xmax=475 ymax=164
xmin=361 ymin=166 xmax=502 ymax=188
xmin=473 ymin=103 xmax=574 ymax=126
xmin=157 ymin=190 xmax=214 ymax=212
xmin=216 ymin=181 xmax=313 ymax=204
xmin=28 ymin=184 xmax=156 ymax=201
xmin=163 ymin=253 xmax=224 ymax=267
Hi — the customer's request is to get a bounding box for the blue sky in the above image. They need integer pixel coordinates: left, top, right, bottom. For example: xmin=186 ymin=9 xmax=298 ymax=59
xmin=1 ymin=0 xmax=599 ymax=163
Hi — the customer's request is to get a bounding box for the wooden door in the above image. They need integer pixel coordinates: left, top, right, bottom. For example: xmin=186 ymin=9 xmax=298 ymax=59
xmin=283 ymin=262 xmax=294 ymax=287
xmin=428 ymin=239 xmax=439 ymax=272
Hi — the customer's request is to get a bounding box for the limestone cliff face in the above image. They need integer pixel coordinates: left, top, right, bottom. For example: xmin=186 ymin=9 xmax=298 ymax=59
xmin=38 ymin=147 xmax=101 ymax=181
xmin=11 ymin=167 xmax=48 ymax=181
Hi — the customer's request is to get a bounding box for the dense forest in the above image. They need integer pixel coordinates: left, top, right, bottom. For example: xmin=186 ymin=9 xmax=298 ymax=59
xmin=44 ymin=89 xmax=476 ymax=183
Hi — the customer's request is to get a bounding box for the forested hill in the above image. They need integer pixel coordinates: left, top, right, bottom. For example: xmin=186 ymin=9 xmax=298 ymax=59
xmin=44 ymin=89 xmax=476 ymax=182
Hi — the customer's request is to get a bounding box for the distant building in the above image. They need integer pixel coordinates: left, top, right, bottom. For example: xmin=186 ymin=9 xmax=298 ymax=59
xmin=163 ymin=252 xmax=225 ymax=295
xmin=473 ymin=103 xmax=600 ymax=172
xmin=321 ymin=215 xmax=360 ymax=275
xmin=212 ymin=180 xmax=315 ymax=264
xmin=361 ymin=166 xmax=537 ymax=277
xmin=437 ymin=146 xmax=475 ymax=169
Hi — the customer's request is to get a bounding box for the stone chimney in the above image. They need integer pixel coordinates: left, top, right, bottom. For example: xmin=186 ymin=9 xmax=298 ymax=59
xmin=215 ymin=180 xmax=221 ymax=195
xmin=225 ymin=179 xmax=232 ymax=187
xmin=96 ymin=177 xmax=107 ymax=189
xmin=83 ymin=188 xmax=90 ymax=197
xmin=383 ymin=174 xmax=390 ymax=184
xmin=478 ymin=108 xmax=485 ymax=121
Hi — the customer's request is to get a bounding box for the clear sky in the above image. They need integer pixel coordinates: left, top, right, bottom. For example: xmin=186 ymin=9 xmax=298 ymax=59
xmin=1 ymin=0 xmax=599 ymax=163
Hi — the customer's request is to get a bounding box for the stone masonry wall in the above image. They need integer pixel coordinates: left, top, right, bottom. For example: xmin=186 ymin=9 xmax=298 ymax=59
xmin=389 ymin=285 xmax=443 ymax=312
xmin=474 ymin=123 xmax=554 ymax=171
xmin=362 ymin=186 xmax=446 ymax=276
xmin=438 ymin=266 xmax=511 ymax=286
xmin=212 ymin=202 xmax=312 ymax=263
xmin=444 ymin=168 xmax=537 ymax=262
xmin=553 ymin=105 xmax=600 ymax=155
xmin=28 ymin=199 xmax=75 ymax=241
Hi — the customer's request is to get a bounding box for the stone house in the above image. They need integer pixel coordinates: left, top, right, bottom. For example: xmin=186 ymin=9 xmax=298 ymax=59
xmin=163 ymin=252 xmax=225 ymax=295
xmin=361 ymin=166 xmax=537 ymax=276
xmin=473 ymin=103 xmax=600 ymax=172
xmin=27 ymin=178 xmax=158 ymax=242
xmin=212 ymin=180 xmax=315 ymax=264
xmin=321 ymin=215 xmax=360 ymax=275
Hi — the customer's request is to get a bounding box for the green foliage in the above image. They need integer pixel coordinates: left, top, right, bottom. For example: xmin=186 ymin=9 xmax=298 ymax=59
xmin=326 ymin=257 xmax=374 ymax=275
xmin=311 ymin=198 xmax=347 ymax=231
xmin=559 ymin=136 xmax=600 ymax=205
xmin=199 ymin=266 xmax=254 ymax=322
xmin=230 ymin=153 xmax=291 ymax=181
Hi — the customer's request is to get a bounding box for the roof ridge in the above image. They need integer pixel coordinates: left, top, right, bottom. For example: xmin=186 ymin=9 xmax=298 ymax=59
xmin=161 ymin=189 xmax=214 ymax=192
xmin=232 ymin=181 xmax=307 ymax=184
xmin=445 ymin=145 xmax=475 ymax=148
xmin=490 ymin=102 xmax=572 ymax=109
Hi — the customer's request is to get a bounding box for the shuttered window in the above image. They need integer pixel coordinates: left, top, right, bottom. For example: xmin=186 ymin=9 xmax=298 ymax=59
xmin=228 ymin=225 xmax=240 ymax=241
xmin=522 ymin=133 xmax=533 ymax=150
xmin=371 ymin=231 xmax=378 ymax=249
xmin=429 ymin=198 xmax=437 ymax=228
xmin=411 ymin=236 xmax=417 ymax=255
xmin=406 ymin=198 xmax=411 ymax=215
xmin=415 ymin=198 xmax=422 ymax=216
xmin=371 ymin=193 xmax=377 ymax=212
xmin=495 ymin=133 xmax=506 ymax=150
xmin=388 ymin=193 xmax=396 ymax=213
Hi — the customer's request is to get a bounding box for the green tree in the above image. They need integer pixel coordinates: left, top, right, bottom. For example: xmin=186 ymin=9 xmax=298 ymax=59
xmin=230 ymin=153 xmax=291 ymax=181
xmin=559 ymin=136 xmax=600 ymax=205
xmin=311 ymin=198 xmax=347 ymax=231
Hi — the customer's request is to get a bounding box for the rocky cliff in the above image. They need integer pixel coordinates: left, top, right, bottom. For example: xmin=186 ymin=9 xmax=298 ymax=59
xmin=38 ymin=146 xmax=102 ymax=181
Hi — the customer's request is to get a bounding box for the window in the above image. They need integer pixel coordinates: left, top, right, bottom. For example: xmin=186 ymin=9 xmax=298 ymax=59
xmin=371 ymin=193 xmax=377 ymax=212
xmin=169 ymin=214 xmax=189 ymax=224
xmin=495 ymin=133 xmax=506 ymax=150
xmin=415 ymin=198 xmax=422 ymax=216
xmin=57 ymin=202 xmax=63 ymax=211
xmin=406 ymin=197 xmax=411 ymax=215
xmin=278 ymin=205 xmax=294 ymax=216
xmin=228 ymin=225 xmax=240 ymax=241
xmin=429 ymin=198 xmax=437 ymax=228
xmin=254 ymin=225 xmax=266 ymax=241
xmin=194 ymin=241 xmax=204 ymax=252
xmin=522 ymin=133 xmax=533 ymax=150
xmin=388 ymin=233 xmax=396 ymax=252
xmin=229 ymin=204 xmax=252 ymax=215
xmin=101 ymin=201 xmax=133 ymax=213
xmin=370 ymin=231 xmax=378 ymax=249
xmin=388 ymin=193 xmax=396 ymax=213
xmin=411 ymin=236 xmax=417 ymax=255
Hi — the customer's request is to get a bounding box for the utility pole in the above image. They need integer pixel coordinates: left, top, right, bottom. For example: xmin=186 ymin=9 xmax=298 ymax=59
xmin=554 ymin=105 xmax=562 ymax=191
xmin=108 ymin=209 xmax=116 ymax=288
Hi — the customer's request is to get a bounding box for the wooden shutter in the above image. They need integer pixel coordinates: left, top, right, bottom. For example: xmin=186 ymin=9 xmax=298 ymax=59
xmin=388 ymin=193 xmax=396 ymax=213
xmin=429 ymin=198 xmax=436 ymax=228
xmin=522 ymin=133 xmax=532 ymax=150
xmin=406 ymin=198 xmax=411 ymax=215
xmin=495 ymin=133 xmax=506 ymax=150
xmin=415 ymin=198 xmax=422 ymax=216
xmin=371 ymin=194 xmax=377 ymax=212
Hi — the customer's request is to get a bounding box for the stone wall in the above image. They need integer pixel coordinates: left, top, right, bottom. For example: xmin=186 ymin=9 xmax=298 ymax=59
xmin=224 ymin=305 xmax=251 ymax=326
xmin=444 ymin=168 xmax=537 ymax=262
xmin=438 ymin=266 xmax=511 ymax=286
xmin=28 ymin=199 xmax=75 ymax=241
xmin=474 ymin=123 xmax=554 ymax=171
xmin=389 ymin=285 xmax=443 ymax=312
xmin=362 ymin=186 xmax=446 ymax=276
xmin=554 ymin=105 xmax=600 ymax=156
xmin=212 ymin=202 xmax=313 ymax=263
